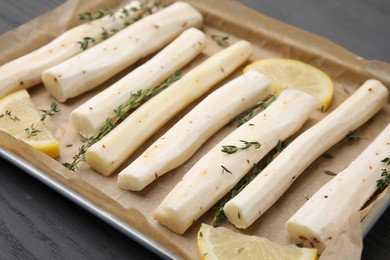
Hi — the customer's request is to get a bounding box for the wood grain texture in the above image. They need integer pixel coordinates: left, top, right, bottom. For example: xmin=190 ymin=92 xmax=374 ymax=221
xmin=238 ymin=0 xmax=390 ymax=63
xmin=0 ymin=0 xmax=389 ymax=259
xmin=0 ymin=159 xmax=160 ymax=260
xmin=0 ymin=0 xmax=63 ymax=33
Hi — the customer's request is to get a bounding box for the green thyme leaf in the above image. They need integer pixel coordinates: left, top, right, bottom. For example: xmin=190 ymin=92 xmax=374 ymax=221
xmin=79 ymin=8 xmax=114 ymax=21
xmin=40 ymin=102 xmax=60 ymax=121
xmin=346 ymin=131 xmax=366 ymax=142
xmin=211 ymin=34 xmax=229 ymax=46
xmin=221 ymin=165 xmax=233 ymax=174
xmin=221 ymin=140 xmax=261 ymax=154
xmin=324 ymin=170 xmax=337 ymax=176
xmin=377 ymin=157 xmax=390 ymax=190
xmin=25 ymin=123 xmax=41 ymax=138
xmin=0 ymin=110 xmax=20 ymax=121
xmin=77 ymin=37 xmax=96 ymax=50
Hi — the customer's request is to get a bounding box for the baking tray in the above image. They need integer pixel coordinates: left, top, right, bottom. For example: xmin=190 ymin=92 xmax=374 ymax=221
xmin=1 ymin=0 xmax=390 ymax=258
xmin=0 ymin=146 xmax=179 ymax=259
xmin=1 ymin=144 xmax=389 ymax=260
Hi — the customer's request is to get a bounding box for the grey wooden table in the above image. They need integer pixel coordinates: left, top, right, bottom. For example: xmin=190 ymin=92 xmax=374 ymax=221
xmin=0 ymin=0 xmax=389 ymax=259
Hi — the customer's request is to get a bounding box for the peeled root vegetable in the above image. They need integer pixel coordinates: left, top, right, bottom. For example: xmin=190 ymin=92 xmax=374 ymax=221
xmin=0 ymin=1 xmax=155 ymax=98
xmin=286 ymin=123 xmax=390 ymax=254
xmin=86 ymin=40 xmax=253 ymax=176
xmin=42 ymin=2 xmax=203 ymax=102
xmin=223 ymin=79 xmax=388 ymax=230
xmin=71 ymin=27 xmax=206 ymax=137
xmin=118 ymin=70 xmax=272 ymax=191
xmin=154 ymin=89 xmax=317 ymax=234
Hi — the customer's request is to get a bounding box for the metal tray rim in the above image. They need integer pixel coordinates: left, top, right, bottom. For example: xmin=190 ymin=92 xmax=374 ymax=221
xmin=0 ymin=146 xmax=181 ymax=260
xmin=2 ymin=144 xmax=390 ymax=257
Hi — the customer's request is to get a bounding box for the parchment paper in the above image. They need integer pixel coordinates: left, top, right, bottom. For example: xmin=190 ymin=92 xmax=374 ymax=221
xmin=1 ymin=0 xmax=390 ymax=259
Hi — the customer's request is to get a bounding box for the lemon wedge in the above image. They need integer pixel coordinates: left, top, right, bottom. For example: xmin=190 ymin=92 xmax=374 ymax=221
xmin=0 ymin=90 xmax=60 ymax=158
xmin=244 ymin=58 xmax=334 ymax=111
xmin=197 ymin=223 xmax=317 ymax=260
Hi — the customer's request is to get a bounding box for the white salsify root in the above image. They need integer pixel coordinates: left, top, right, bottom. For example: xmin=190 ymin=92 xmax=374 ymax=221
xmin=286 ymin=123 xmax=390 ymax=254
xmin=117 ymin=70 xmax=272 ymax=191
xmin=86 ymin=40 xmax=253 ymax=176
xmin=0 ymin=1 xmax=157 ymax=98
xmin=42 ymin=2 xmax=203 ymax=102
xmin=154 ymin=89 xmax=317 ymax=234
xmin=71 ymin=27 xmax=206 ymax=137
xmin=223 ymin=79 xmax=388 ymax=230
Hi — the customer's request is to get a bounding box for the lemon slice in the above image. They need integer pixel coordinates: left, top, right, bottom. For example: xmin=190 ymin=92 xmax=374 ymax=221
xmin=197 ymin=223 xmax=317 ymax=260
xmin=244 ymin=58 xmax=334 ymax=111
xmin=0 ymin=90 xmax=60 ymax=158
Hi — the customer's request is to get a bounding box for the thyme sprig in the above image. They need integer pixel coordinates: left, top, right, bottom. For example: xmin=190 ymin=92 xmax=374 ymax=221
xmin=212 ymin=140 xmax=288 ymax=226
xmin=235 ymin=95 xmax=276 ymax=127
xmin=25 ymin=124 xmax=41 ymax=138
xmin=40 ymin=101 xmax=60 ymax=121
xmin=0 ymin=110 xmax=20 ymax=122
xmin=77 ymin=1 xmax=162 ymax=50
xmin=211 ymin=34 xmax=229 ymax=46
xmin=77 ymin=37 xmax=96 ymax=51
xmin=377 ymin=157 xmax=390 ymax=190
xmin=221 ymin=140 xmax=261 ymax=154
xmin=25 ymin=101 xmax=60 ymax=138
xmin=63 ymin=70 xmax=181 ymax=171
